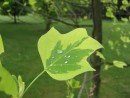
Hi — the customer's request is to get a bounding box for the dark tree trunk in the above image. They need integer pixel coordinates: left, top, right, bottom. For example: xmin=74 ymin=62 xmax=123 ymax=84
xmin=44 ymin=18 xmax=52 ymax=32
xmin=117 ymin=0 xmax=122 ymax=9
xmin=13 ymin=14 xmax=17 ymax=23
xmin=13 ymin=2 xmax=17 ymax=23
xmin=91 ymin=0 xmax=102 ymax=98
xmin=116 ymin=0 xmax=123 ymax=20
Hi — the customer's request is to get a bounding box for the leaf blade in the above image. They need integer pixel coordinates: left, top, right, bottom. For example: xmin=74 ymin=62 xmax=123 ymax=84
xmin=38 ymin=28 xmax=103 ymax=80
xmin=113 ymin=60 xmax=127 ymax=68
xmin=0 ymin=63 xmax=18 ymax=97
xmin=0 ymin=35 xmax=4 ymax=54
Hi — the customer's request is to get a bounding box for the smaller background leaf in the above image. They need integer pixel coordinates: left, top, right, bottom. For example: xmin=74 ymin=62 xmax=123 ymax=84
xmin=96 ymin=51 xmax=105 ymax=60
xmin=0 ymin=35 xmax=4 ymax=54
xmin=113 ymin=60 xmax=127 ymax=68
xmin=68 ymin=79 xmax=81 ymax=89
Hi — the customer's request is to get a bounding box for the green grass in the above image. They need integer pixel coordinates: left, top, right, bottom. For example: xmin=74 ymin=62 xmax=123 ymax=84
xmin=100 ymin=67 xmax=130 ymax=98
xmin=0 ymin=14 xmax=44 ymax=23
xmin=102 ymin=20 xmax=130 ymax=63
xmin=0 ymin=16 xmax=130 ymax=98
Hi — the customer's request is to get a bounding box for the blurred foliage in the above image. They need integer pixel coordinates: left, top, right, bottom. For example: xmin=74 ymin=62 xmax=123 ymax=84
xmin=0 ymin=0 xmax=30 ymax=16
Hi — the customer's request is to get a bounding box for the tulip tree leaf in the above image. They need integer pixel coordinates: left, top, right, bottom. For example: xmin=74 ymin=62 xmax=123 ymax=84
xmin=113 ymin=60 xmax=127 ymax=68
xmin=38 ymin=27 xmax=103 ymax=80
xmin=0 ymin=35 xmax=4 ymax=54
xmin=0 ymin=62 xmax=18 ymax=97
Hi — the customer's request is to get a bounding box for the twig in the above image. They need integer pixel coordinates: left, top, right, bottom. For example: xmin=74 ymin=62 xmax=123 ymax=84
xmin=77 ymin=73 xmax=100 ymax=98
xmin=77 ymin=72 xmax=88 ymax=98
xmin=63 ymin=0 xmax=89 ymax=8
xmin=50 ymin=16 xmax=93 ymax=27
xmin=15 ymin=0 xmax=93 ymax=27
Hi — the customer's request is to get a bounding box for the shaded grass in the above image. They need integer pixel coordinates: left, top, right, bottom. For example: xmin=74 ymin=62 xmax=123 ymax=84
xmin=100 ymin=67 xmax=130 ymax=98
xmin=0 ymin=16 xmax=130 ymax=98
xmin=0 ymin=21 xmax=67 ymax=98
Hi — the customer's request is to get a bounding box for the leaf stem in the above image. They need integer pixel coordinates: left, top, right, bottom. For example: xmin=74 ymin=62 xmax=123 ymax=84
xmin=21 ymin=70 xmax=45 ymax=98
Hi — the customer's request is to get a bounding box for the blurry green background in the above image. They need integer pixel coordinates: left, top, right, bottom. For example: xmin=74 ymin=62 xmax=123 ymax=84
xmin=0 ymin=0 xmax=130 ymax=98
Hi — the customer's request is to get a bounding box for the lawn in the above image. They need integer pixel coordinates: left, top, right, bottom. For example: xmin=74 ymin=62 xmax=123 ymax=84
xmin=0 ymin=15 xmax=130 ymax=98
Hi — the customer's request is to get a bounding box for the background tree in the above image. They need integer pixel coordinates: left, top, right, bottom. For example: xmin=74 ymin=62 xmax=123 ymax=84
xmin=0 ymin=0 xmax=129 ymax=97
xmin=0 ymin=0 xmax=30 ymax=23
xmin=102 ymin=0 xmax=130 ymax=20
xmin=29 ymin=0 xmax=57 ymax=31
xmin=91 ymin=0 xmax=102 ymax=98
xmin=29 ymin=0 xmax=92 ymax=32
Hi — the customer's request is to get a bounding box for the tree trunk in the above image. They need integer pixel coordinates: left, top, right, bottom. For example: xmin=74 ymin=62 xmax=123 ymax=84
xmin=116 ymin=0 xmax=122 ymax=20
xmin=44 ymin=18 xmax=52 ymax=32
xmin=13 ymin=1 xmax=17 ymax=23
xmin=91 ymin=0 xmax=102 ymax=98
xmin=14 ymin=14 xmax=17 ymax=23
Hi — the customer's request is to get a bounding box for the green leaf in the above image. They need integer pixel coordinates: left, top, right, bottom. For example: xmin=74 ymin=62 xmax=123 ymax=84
xmin=115 ymin=27 xmax=121 ymax=32
xmin=106 ymin=7 xmax=114 ymax=18
xmin=63 ymin=7 xmax=68 ymax=12
xmin=121 ymin=18 xmax=128 ymax=22
xmin=29 ymin=0 xmax=36 ymax=10
xmin=113 ymin=60 xmax=127 ymax=68
xmin=2 ymin=1 xmax=9 ymax=6
xmin=96 ymin=51 xmax=105 ymax=60
xmin=18 ymin=75 xmax=25 ymax=98
xmin=104 ymin=64 xmax=109 ymax=70
xmin=0 ymin=62 xmax=18 ymax=97
xmin=0 ymin=35 xmax=4 ymax=54
xmin=83 ymin=16 xmax=88 ymax=20
xmin=68 ymin=79 xmax=81 ymax=89
xmin=113 ymin=0 xmax=117 ymax=4
xmin=38 ymin=27 xmax=103 ymax=80
xmin=67 ymin=92 xmax=74 ymax=98
xmin=120 ymin=36 xmax=130 ymax=43
xmin=45 ymin=0 xmax=50 ymax=3
xmin=122 ymin=0 xmax=128 ymax=5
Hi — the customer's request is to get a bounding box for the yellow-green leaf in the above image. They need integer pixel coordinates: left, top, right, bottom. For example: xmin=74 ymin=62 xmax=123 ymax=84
xmin=0 ymin=35 xmax=4 ymax=54
xmin=113 ymin=60 xmax=127 ymax=68
xmin=38 ymin=27 xmax=103 ymax=80
xmin=0 ymin=62 xmax=18 ymax=97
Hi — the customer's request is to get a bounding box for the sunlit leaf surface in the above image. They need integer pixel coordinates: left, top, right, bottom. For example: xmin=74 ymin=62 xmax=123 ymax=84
xmin=0 ymin=35 xmax=4 ymax=54
xmin=113 ymin=60 xmax=127 ymax=68
xmin=0 ymin=62 xmax=18 ymax=97
xmin=38 ymin=27 xmax=103 ymax=80
xmin=0 ymin=36 xmax=18 ymax=97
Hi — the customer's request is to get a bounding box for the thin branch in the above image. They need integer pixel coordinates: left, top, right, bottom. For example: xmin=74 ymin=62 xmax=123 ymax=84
xmin=15 ymin=0 xmax=93 ymax=27
xmin=77 ymin=73 xmax=100 ymax=98
xmin=49 ymin=16 xmax=93 ymax=27
xmin=77 ymin=72 xmax=88 ymax=98
xmin=63 ymin=0 xmax=79 ymax=25
xmin=63 ymin=0 xmax=89 ymax=8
